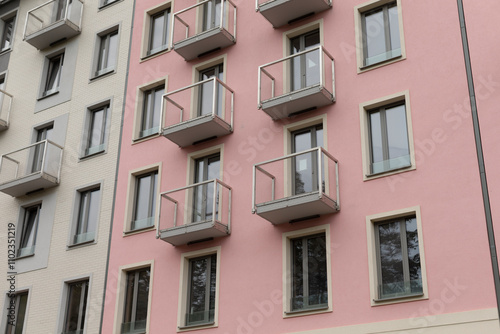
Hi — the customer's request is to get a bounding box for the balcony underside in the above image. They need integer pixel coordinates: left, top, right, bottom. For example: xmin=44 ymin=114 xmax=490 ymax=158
xmin=173 ymin=27 xmax=235 ymax=61
xmin=0 ymin=119 xmax=7 ymax=132
xmin=258 ymin=0 xmax=331 ymax=28
xmin=255 ymin=191 xmax=338 ymax=225
xmin=25 ymin=20 xmax=80 ymax=50
xmin=162 ymin=114 xmax=232 ymax=147
xmin=159 ymin=220 xmax=229 ymax=246
xmin=0 ymin=172 xmax=58 ymax=197
xmin=261 ymin=85 xmax=334 ymax=120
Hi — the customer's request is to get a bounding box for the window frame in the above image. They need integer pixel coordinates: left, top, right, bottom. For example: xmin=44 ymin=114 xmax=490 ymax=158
xmin=69 ymin=184 xmax=102 ymax=247
xmin=366 ymin=206 xmax=428 ymax=306
xmin=60 ymin=278 xmax=90 ymax=334
xmin=147 ymin=8 xmax=171 ymax=56
xmin=42 ymin=52 xmax=64 ymax=98
xmin=0 ymin=12 xmax=16 ymax=53
xmin=354 ymin=0 xmax=406 ymax=73
xmin=94 ymin=27 xmax=119 ymax=78
xmin=99 ymin=0 xmax=122 ymax=9
xmin=131 ymin=170 xmax=158 ymax=231
xmin=122 ymin=268 xmax=151 ymax=334
xmin=83 ymin=102 xmax=111 ymax=158
xmin=17 ymin=204 xmax=41 ymax=258
xmin=141 ymin=2 xmax=173 ymax=59
xmin=178 ymin=247 xmax=220 ymax=330
xmin=3 ymin=289 xmax=29 ymax=334
xmin=359 ymin=90 xmax=415 ymax=180
xmin=139 ymin=85 xmax=165 ymax=139
xmin=282 ymin=224 xmax=332 ymax=317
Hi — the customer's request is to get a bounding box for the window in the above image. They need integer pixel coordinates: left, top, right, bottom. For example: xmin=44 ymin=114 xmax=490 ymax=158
xmin=73 ymin=187 xmax=100 ymax=245
xmin=95 ymin=30 xmax=119 ymax=77
xmin=360 ymin=91 xmax=415 ymax=179
xmin=43 ymin=53 xmax=64 ymax=97
xmin=147 ymin=9 xmax=170 ymax=56
xmin=202 ymin=0 xmax=224 ymax=31
xmin=282 ymin=225 xmax=332 ymax=316
xmin=55 ymin=0 xmax=70 ymax=21
xmin=179 ymin=247 xmax=220 ymax=329
xmin=122 ymin=268 xmax=150 ymax=334
xmin=18 ymin=204 xmax=41 ymax=257
xmin=198 ymin=64 xmax=223 ymax=117
xmin=291 ymin=124 xmax=323 ymax=195
xmin=355 ymin=0 xmax=405 ymax=71
xmin=85 ymin=105 xmax=108 ymax=156
xmin=290 ymin=233 xmax=328 ymax=311
xmin=32 ymin=125 xmax=54 ymax=173
xmin=193 ymin=154 xmax=220 ymax=222
xmin=5 ymin=291 xmax=28 ymax=334
xmin=185 ymin=254 xmax=217 ymax=326
xmin=289 ymin=29 xmax=320 ymax=92
xmin=1 ymin=14 xmax=15 ymax=52
xmin=374 ymin=216 xmax=422 ymax=300
xmin=101 ymin=0 xmax=119 ymax=7
xmin=62 ymin=280 xmax=89 ymax=334
xmin=131 ymin=171 xmax=158 ymax=231
xmin=140 ymin=85 xmax=164 ymax=138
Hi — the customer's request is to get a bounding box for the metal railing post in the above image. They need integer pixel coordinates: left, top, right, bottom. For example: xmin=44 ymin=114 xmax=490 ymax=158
xmin=252 ymin=165 xmax=256 ymax=213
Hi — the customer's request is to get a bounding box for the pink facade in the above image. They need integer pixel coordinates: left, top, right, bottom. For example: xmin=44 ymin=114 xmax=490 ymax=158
xmin=102 ymin=0 xmax=500 ymax=333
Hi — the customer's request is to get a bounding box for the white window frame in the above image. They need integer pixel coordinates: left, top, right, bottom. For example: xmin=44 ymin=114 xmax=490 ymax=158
xmin=178 ymin=246 xmax=220 ymax=331
xmin=354 ymin=0 xmax=406 ymax=73
xmin=282 ymin=224 xmax=332 ymax=317
xmin=366 ymin=206 xmax=428 ymax=306
xmin=359 ymin=90 xmax=415 ymax=180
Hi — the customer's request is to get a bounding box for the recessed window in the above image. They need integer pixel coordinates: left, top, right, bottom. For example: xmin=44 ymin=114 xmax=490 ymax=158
xmin=291 ymin=124 xmax=323 ymax=195
xmin=193 ymin=153 xmax=220 ymax=222
xmin=289 ymin=29 xmax=320 ymax=92
xmin=122 ymin=267 xmax=150 ymax=334
xmin=198 ymin=64 xmax=223 ymax=117
xmin=85 ymin=104 xmax=108 ymax=156
xmin=368 ymin=102 xmax=409 ymax=174
xmin=18 ymin=204 xmax=41 ymax=257
xmin=62 ymin=280 xmax=89 ymax=334
xmin=0 ymin=14 xmax=15 ymax=52
xmin=283 ymin=225 xmax=332 ymax=316
xmin=202 ymin=0 xmax=224 ymax=31
xmin=95 ymin=29 xmax=119 ymax=77
xmin=101 ymin=0 xmax=119 ymax=7
xmin=132 ymin=171 xmax=158 ymax=231
xmin=73 ymin=187 xmax=100 ymax=245
xmin=186 ymin=254 xmax=217 ymax=326
xmin=5 ymin=291 xmax=28 ymax=334
xmin=147 ymin=9 xmax=171 ymax=56
xmin=140 ymin=85 xmax=164 ymax=138
xmin=375 ymin=216 xmax=422 ymax=300
xmin=32 ymin=125 xmax=54 ymax=173
xmin=43 ymin=53 xmax=64 ymax=97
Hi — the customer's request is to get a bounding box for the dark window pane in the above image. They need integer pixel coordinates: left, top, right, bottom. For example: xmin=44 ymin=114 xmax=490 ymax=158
xmin=406 ymin=217 xmax=422 ymax=293
xmin=64 ymin=281 xmax=88 ymax=331
xmin=378 ymin=222 xmax=404 ymax=296
xmin=307 ymin=235 xmax=327 ymax=307
xmin=187 ymin=254 xmax=216 ymax=325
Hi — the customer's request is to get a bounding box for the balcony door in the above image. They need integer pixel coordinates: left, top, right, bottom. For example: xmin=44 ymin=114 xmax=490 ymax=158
xmin=203 ymin=0 xmax=223 ymax=31
xmin=198 ymin=64 xmax=223 ymax=117
xmin=290 ymin=30 xmax=320 ymax=92
xmin=292 ymin=125 xmax=323 ymax=196
xmin=193 ymin=154 xmax=220 ymax=222
xmin=55 ymin=0 xmax=72 ymax=21
xmin=32 ymin=126 xmax=54 ymax=174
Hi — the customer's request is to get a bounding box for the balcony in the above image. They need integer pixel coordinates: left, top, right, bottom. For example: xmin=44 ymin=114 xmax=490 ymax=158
xmin=0 ymin=140 xmax=63 ymax=197
xmin=172 ymin=0 xmax=237 ymax=60
xmin=252 ymin=147 xmax=339 ymax=225
xmin=162 ymin=77 xmax=233 ymax=147
xmin=258 ymin=46 xmax=335 ymax=120
xmin=157 ymin=179 xmax=231 ymax=246
xmin=23 ymin=0 xmax=83 ymax=50
xmin=0 ymin=89 xmax=13 ymax=131
xmin=256 ymin=0 xmax=332 ymax=28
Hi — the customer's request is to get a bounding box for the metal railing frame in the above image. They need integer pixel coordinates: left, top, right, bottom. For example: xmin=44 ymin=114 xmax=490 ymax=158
xmin=252 ymin=147 xmax=339 ymax=213
xmin=257 ymin=45 xmax=335 ymax=109
xmin=0 ymin=88 xmax=13 ymax=127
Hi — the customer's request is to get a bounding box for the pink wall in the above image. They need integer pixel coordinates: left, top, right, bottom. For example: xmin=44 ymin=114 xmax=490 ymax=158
xmin=102 ymin=0 xmax=498 ymax=333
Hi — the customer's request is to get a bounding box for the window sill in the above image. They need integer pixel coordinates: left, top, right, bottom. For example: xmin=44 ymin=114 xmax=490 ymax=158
xmin=123 ymin=225 xmax=155 ymax=236
xmin=140 ymin=47 xmax=171 ymax=62
xmin=372 ymin=292 xmax=426 ymax=306
xmin=132 ymin=132 xmax=160 ymax=144
xmin=90 ymin=68 xmax=116 ymax=82
xmin=364 ymin=163 xmax=415 ymax=181
xmin=80 ymin=149 xmax=106 ymax=161
xmin=0 ymin=47 xmax=12 ymax=56
xmin=98 ymin=0 xmax=123 ymax=10
xmin=358 ymin=54 xmax=404 ymax=74
xmin=283 ymin=305 xmax=331 ymax=318
xmin=15 ymin=253 xmax=35 ymax=260
xmin=178 ymin=321 xmax=216 ymax=331
xmin=38 ymin=89 xmax=59 ymax=101
xmin=374 ymin=292 xmax=424 ymax=303
xmin=67 ymin=240 xmax=96 ymax=250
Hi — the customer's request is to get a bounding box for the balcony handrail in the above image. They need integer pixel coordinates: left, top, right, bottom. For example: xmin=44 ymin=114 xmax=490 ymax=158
xmin=172 ymin=0 xmax=237 ymax=44
xmin=0 ymin=89 xmax=13 ymax=99
xmin=0 ymin=139 xmax=64 ymax=157
xmin=156 ymin=178 xmax=232 ymax=238
xmin=258 ymin=45 xmax=334 ymax=108
xmin=252 ymin=147 xmax=339 ymax=213
xmin=161 ymin=77 xmax=234 ymax=130
xmin=23 ymin=0 xmax=84 ymax=39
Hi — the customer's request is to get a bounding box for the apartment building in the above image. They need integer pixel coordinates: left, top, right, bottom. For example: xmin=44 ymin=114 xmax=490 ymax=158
xmin=0 ymin=0 xmax=133 ymax=333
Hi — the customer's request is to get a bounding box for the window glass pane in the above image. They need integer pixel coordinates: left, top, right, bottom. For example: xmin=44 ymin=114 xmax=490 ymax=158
xmin=45 ymin=55 xmax=63 ymax=93
xmin=187 ymin=255 xmax=216 ymax=324
xmin=378 ymin=222 xmax=404 ymax=297
xmin=291 ymin=238 xmax=304 ymax=310
xmin=135 ymin=175 xmax=152 ymax=221
xmin=89 ymin=108 xmax=105 ymax=149
xmin=123 ymin=273 xmax=136 ymax=324
xmin=369 ymin=110 xmax=383 ymax=165
xmin=152 ymin=88 xmax=163 ymax=130
xmin=385 ymin=104 xmax=409 ymax=160
xmin=388 ymin=4 xmax=401 ymax=52
xmin=150 ymin=13 xmax=165 ymax=51
xmin=64 ymin=281 xmax=88 ymax=332
xmin=107 ymin=33 xmax=118 ymax=69
xmin=141 ymin=86 xmax=164 ymax=135
xmin=1 ymin=17 xmax=14 ymax=51
xmin=406 ymin=217 xmax=422 ymax=293
xmin=307 ymin=235 xmax=327 ymax=307
xmin=135 ymin=269 xmax=150 ymax=322
xmin=364 ymin=9 xmax=386 ymax=63
xmin=123 ymin=268 xmax=150 ymax=332
xmin=6 ymin=292 xmax=28 ymax=334
xmin=20 ymin=206 xmax=39 ymax=252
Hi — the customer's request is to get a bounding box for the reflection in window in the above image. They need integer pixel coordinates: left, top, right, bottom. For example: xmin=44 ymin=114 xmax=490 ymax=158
xmin=122 ymin=268 xmax=150 ymax=334
xmin=86 ymin=105 xmax=108 ymax=156
xmin=18 ymin=204 xmax=41 ymax=257
xmin=186 ymin=254 xmax=216 ymax=326
xmin=193 ymin=154 xmax=220 ymax=223
xmin=375 ymin=216 xmax=422 ymax=299
xmin=96 ymin=30 xmax=119 ymax=76
xmin=5 ymin=291 xmax=28 ymax=334
xmin=43 ymin=53 xmax=64 ymax=96
xmin=202 ymin=0 xmax=223 ymax=31
xmin=140 ymin=86 xmax=164 ymax=138
xmin=74 ymin=188 xmax=100 ymax=244
xmin=362 ymin=2 xmax=401 ymax=66
xmin=198 ymin=64 xmax=223 ymax=117
xmin=132 ymin=171 xmax=158 ymax=230
xmin=63 ymin=280 xmax=89 ymax=334
xmin=368 ymin=102 xmax=410 ymax=174
xmin=1 ymin=15 xmax=15 ymax=52
xmin=290 ymin=29 xmax=320 ymax=92
xmin=292 ymin=125 xmax=323 ymax=195
xmin=148 ymin=9 xmax=170 ymax=56
xmin=291 ymin=233 xmax=327 ymax=311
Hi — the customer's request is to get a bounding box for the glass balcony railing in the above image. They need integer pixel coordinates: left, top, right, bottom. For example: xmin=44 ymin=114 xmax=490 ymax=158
xmin=0 ymin=88 xmax=13 ymax=131
xmin=256 ymin=0 xmax=332 ymax=28
xmin=258 ymin=46 xmax=335 ymax=120
xmin=23 ymin=0 xmax=83 ymax=50
xmin=161 ymin=77 xmax=234 ymax=147
xmin=157 ymin=179 xmax=231 ymax=246
xmin=0 ymin=140 xmax=63 ymax=197
xmin=252 ymin=147 xmax=339 ymax=224
xmin=171 ymin=0 xmax=237 ymax=60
